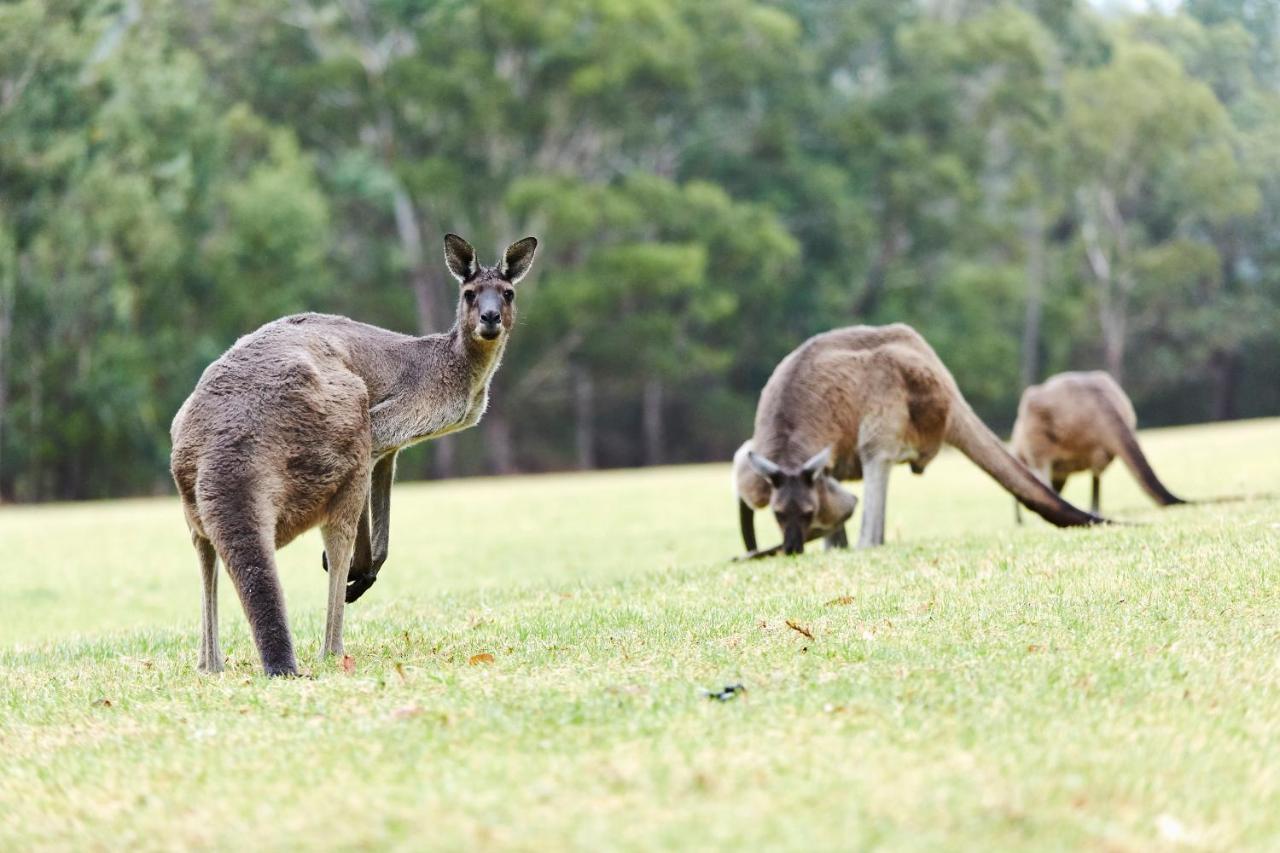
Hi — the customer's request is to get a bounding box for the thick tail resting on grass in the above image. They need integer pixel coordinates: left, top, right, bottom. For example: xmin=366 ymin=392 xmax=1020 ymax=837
xmin=1092 ymin=387 xmax=1187 ymax=506
xmin=946 ymin=401 xmax=1107 ymax=527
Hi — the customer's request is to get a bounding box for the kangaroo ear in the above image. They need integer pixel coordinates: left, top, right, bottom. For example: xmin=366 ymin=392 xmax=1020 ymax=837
xmin=800 ymin=446 xmax=832 ymax=482
xmin=444 ymin=233 xmax=478 ymax=282
xmin=747 ymin=451 xmax=783 ymax=486
xmin=499 ymin=236 xmax=538 ymax=283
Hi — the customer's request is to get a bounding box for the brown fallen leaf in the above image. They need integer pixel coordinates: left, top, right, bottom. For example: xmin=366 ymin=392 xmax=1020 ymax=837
xmin=391 ymin=703 xmax=424 ymax=720
xmin=605 ymin=683 xmax=645 ymax=696
xmin=341 ymin=654 xmax=355 ymax=675
xmin=93 ymin=698 xmax=113 ymax=708
xmin=825 ymin=595 xmax=855 ymax=607
xmin=786 ymin=620 xmax=815 ymax=640
xmin=469 ymin=653 xmax=495 ymax=666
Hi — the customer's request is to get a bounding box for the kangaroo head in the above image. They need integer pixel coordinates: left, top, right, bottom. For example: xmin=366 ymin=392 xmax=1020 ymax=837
xmin=747 ymin=446 xmax=857 ymax=555
xmin=444 ymin=234 xmax=539 ymax=344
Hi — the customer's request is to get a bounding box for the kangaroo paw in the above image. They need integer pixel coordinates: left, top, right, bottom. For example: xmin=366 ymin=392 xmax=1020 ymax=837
xmin=345 ymin=572 xmax=378 ymax=603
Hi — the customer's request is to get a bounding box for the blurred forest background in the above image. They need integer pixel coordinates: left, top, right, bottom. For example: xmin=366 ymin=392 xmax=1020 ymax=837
xmin=1 ymin=0 xmax=1276 ymax=501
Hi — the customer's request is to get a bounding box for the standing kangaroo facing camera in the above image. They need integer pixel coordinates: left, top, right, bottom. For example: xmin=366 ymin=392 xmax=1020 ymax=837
xmin=1010 ymin=370 xmax=1185 ymax=521
xmin=735 ymin=324 xmax=1105 ymax=557
xmin=170 ymin=234 xmax=538 ymax=676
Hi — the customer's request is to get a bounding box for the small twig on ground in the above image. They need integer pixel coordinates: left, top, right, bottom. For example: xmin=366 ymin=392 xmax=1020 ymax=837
xmin=786 ymin=620 xmax=814 ymax=640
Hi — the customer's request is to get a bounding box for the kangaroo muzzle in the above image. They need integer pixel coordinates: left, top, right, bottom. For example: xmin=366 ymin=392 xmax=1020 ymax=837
xmin=478 ymin=315 xmax=502 ymax=340
xmin=782 ymin=522 xmax=807 ymax=555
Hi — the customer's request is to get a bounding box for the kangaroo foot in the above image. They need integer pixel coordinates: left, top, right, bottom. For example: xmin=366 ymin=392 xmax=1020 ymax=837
xmin=197 ymin=651 xmax=225 ymax=674
xmin=262 ymin=657 xmax=300 ymax=678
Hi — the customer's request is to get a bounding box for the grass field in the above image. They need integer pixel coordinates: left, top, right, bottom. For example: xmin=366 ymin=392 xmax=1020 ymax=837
xmin=2 ymin=418 xmax=1279 ymax=850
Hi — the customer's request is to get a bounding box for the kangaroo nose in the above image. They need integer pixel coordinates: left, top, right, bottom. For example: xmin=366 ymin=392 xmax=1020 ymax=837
xmin=480 ymin=310 xmax=501 ymax=325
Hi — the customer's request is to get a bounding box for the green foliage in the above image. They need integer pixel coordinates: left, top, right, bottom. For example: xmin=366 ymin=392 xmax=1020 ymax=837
xmin=1 ymin=0 xmax=1277 ymax=499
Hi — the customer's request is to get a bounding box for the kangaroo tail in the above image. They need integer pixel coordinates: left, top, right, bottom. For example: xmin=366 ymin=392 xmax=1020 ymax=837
xmin=946 ymin=399 xmax=1104 ymax=527
xmin=1091 ymin=389 xmax=1186 ymax=506
xmin=199 ymin=470 xmax=298 ymax=677
xmin=213 ymin=532 xmax=297 ymax=676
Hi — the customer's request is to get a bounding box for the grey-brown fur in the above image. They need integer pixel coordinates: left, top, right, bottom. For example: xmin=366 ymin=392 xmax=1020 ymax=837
xmin=1010 ymin=370 xmax=1185 ymax=520
xmin=170 ymin=234 xmax=538 ymax=676
xmin=735 ymin=324 xmax=1104 ymax=556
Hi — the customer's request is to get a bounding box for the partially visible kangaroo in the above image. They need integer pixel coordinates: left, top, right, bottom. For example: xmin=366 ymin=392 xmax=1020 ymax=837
xmin=1010 ymin=370 xmax=1185 ymax=521
xmin=170 ymin=234 xmax=538 ymax=676
xmin=735 ymin=324 xmax=1104 ymax=557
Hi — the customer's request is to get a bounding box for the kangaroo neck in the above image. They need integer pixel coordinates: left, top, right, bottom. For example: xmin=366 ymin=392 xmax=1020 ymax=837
xmin=443 ymin=323 xmax=507 ymax=391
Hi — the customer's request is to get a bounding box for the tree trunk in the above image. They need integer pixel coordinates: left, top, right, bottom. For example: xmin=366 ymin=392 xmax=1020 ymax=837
xmin=0 ymin=250 xmax=11 ymax=501
xmin=572 ymin=364 xmax=595 ymax=470
xmin=1099 ymin=285 xmax=1127 ymax=383
xmin=27 ymin=352 xmax=40 ymax=501
xmin=391 ymin=183 xmax=457 ymax=478
xmin=484 ymin=409 xmax=517 ymax=475
xmin=642 ymin=378 xmax=664 ymax=467
xmin=1209 ymin=350 xmax=1240 ymax=421
xmin=854 ymin=221 xmax=903 ymax=318
xmin=433 ymin=436 xmax=456 ymax=479
xmin=1078 ymin=187 xmax=1127 ymax=383
xmin=1019 ymin=206 xmax=1045 ymax=389
xmin=341 ymin=3 xmax=447 ymax=334
xmin=391 ymin=186 xmax=446 ymax=334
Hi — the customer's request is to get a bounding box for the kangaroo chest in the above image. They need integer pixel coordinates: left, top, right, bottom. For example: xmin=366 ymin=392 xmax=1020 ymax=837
xmin=368 ymin=341 xmax=502 ymax=455
xmin=373 ymin=383 xmax=491 ymax=455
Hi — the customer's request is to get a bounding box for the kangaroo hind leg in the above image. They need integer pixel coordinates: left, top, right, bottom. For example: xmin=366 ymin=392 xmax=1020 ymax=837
xmin=320 ymin=476 xmax=370 ymax=659
xmin=194 ymin=534 xmax=223 ymax=673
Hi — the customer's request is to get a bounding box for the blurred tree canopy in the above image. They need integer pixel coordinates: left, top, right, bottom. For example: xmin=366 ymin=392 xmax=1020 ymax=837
xmin=0 ymin=0 xmax=1276 ymax=501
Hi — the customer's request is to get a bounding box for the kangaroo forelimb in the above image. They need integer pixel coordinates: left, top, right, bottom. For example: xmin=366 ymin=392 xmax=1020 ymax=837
xmin=345 ymin=452 xmax=396 ymax=603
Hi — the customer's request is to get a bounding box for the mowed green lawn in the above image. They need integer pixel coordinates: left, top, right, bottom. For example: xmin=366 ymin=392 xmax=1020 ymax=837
xmin=2 ymin=418 xmax=1278 ymax=850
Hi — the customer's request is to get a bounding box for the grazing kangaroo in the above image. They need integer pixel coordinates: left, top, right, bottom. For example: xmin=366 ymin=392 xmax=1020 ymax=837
xmin=170 ymin=234 xmax=538 ymax=676
xmin=1010 ymin=370 xmax=1185 ymax=521
xmin=734 ymin=440 xmax=859 ymax=554
xmin=734 ymin=324 xmax=1104 ymax=557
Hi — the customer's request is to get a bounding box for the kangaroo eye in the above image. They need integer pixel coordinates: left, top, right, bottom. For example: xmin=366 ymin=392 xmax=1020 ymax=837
xmin=503 ymin=289 xmax=515 ymax=303
xmin=463 ymin=290 xmax=476 ymax=304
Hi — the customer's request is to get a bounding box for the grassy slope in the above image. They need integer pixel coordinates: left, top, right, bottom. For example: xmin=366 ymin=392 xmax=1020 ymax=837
xmin=1 ymin=418 xmax=1278 ymax=850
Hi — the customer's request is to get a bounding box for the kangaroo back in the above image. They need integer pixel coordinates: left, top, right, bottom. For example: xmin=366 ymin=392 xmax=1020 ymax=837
xmin=1090 ymin=387 xmax=1185 ymax=506
xmin=945 ymin=398 xmax=1101 ymax=527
